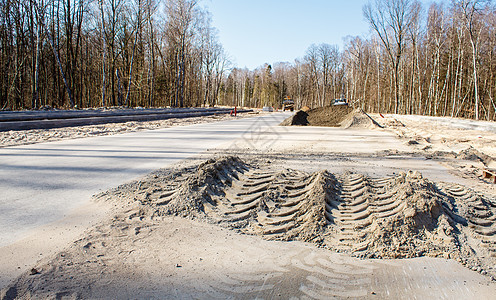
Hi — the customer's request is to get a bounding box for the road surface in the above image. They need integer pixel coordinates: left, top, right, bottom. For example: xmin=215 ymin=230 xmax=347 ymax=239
xmin=2 ymin=112 xmax=495 ymax=297
xmin=0 ymin=112 xmax=288 ymax=289
xmin=0 ymin=107 xmax=251 ymax=131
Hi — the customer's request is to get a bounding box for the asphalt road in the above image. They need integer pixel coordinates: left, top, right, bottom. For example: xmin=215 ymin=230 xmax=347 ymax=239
xmin=0 ymin=107 xmax=251 ymax=131
xmin=0 ymin=112 xmax=288 ymax=247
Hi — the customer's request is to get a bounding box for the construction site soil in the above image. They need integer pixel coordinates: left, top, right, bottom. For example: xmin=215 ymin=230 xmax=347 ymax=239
xmin=2 ymin=109 xmax=496 ymax=299
xmin=280 ymin=106 xmax=381 ymax=129
xmin=4 ymin=153 xmax=495 ymax=299
xmin=94 ymin=156 xmax=496 ymax=264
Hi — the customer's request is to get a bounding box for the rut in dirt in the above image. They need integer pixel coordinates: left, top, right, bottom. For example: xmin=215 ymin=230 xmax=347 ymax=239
xmin=97 ymin=156 xmax=496 ymax=278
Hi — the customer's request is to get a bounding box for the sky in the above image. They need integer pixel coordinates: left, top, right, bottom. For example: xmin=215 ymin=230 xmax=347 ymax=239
xmin=202 ymin=0 xmax=437 ymax=70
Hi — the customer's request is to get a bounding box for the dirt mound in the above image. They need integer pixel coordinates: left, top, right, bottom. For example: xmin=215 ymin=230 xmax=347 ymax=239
xmin=95 ymin=156 xmax=248 ymax=219
xmin=280 ymin=106 xmax=351 ymax=127
xmin=457 ymin=146 xmax=496 ymax=169
xmin=280 ymin=106 xmax=381 ymax=128
xmin=162 ymin=156 xmax=248 ymax=217
xmin=340 ymin=108 xmax=382 ymax=129
xmin=95 ymin=157 xmax=496 ymax=277
xmin=306 ymin=106 xmax=353 ymax=127
xmin=331 ymin=171 xmax=455 ymax=259
xmin=222 ymin=169 xmax=340 ymax=243
xmin=279 ymin=110 xmax=309 ymax=126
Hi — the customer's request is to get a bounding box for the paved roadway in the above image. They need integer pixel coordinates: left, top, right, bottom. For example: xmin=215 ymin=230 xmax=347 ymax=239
xmin=0 ymin=113 xmax=288 ymax=247
xmin=0 ymin=107 xmax=248 ymax=131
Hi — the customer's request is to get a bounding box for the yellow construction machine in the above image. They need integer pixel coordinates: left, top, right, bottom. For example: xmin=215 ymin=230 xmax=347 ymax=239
xmin=282 ymin=96 xmax=294 ymax=111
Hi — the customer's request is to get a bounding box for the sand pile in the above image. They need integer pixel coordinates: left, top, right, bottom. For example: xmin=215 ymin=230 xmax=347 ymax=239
xmin=96 ymin=157 xmax=338 ymax=244
xmin=331 ymin=171 xmax=457 ymax=259
xmin=93 ymin=156 xmax=496 ymax=277
xmin=279 ymin=110 xmax=308 ymax=126
xmin=280 ymin=106 xmax=380 ymax=129
xmin=95 ymin=156 xmax=248 ymax=219
xmin=280 ymin=106 xmax=350 ymax=126
xmin=340 ymin=108 xmax=383 ymax=129
xmin=306 ymin=106 xmax=353 ymax=126
xmin=229 ymin=169 xmax=339 ymax=243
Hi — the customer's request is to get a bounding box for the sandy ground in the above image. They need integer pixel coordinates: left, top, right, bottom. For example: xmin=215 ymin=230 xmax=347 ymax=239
xmin=3 ymin=217 xmax=493 ymax=299
xmin=2 ymin=111 xmax=496 ymax=299
xmin=374 ymin=113 xmax=496 ymax=166
xmin=0 ymin=112 xmax=280 ymax=291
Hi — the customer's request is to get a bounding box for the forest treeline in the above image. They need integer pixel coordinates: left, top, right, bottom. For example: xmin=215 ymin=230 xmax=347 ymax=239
xmin=220 ymin=0 xmax=496 ymax=121
xmin=1 ymin=0 xmax=496 ymax=121
xmin=0 ymin=0 xmax=229 ymax=110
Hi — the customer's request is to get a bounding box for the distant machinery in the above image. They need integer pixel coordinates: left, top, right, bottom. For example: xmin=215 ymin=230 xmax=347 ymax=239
xmin=282 ymin=96 xmax=294 ymax=111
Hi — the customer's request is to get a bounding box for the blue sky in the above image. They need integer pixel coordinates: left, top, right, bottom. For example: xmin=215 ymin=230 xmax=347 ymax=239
xmin=202 ymin=0 xmax=438 ymax=70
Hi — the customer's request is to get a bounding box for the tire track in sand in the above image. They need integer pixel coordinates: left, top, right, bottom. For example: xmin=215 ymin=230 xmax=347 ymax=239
xmin=201 ymin=244 xmax=375 ymax=299
xmin=440 ymin=183 xmax=496 ymax=258
xmin=97 ymin=156 xmax=496 ymax=278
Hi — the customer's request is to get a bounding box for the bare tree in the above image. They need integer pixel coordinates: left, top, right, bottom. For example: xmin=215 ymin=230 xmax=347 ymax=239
xmin=166 ymin=0 xmax=197 ymax=107
xmin=304 ymin=44 xmax=321 ymax=107
xmin=319 ymin=44 xmax=339 ymax=104
xmin=123 ymin=0 xmax=143 ymax=107
xmin=364 ymin=0 xmax=421 ymax=114
xmin=454 ymin=0 xmax=492 ymax=120
xmin=34 ymin=0 xmax=75 ymax=107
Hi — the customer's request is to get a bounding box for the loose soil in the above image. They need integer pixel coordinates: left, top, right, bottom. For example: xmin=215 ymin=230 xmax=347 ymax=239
xmin=280 ymin=105 xmax=351 ymax=126
xmin=93 ymin=156 xmax=495 ymax=268
xmin=2 ymin=111 xmax=496 ymax=299
xmin=306 ymin=106 xmax=353 ymax=127
xmin=280 ymin=106 xmax=379 ymax=129
xmin=279 ymin=110 xmax=310 ymax=126
xmin=373 ymin=114 xmax=496 ymax=170
xmin=3 ymin=155 xmax=496 ymax=299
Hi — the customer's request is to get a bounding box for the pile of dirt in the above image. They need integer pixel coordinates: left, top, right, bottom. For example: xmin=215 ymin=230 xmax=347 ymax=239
xmin=279 ymin=110 xmax=309 ymax=126
xmin=339 ymin=171 xmax=457 ymax=259
xmin=95 ymin=156 xmax=248 ymax=220
xmin=232 ymin=169 xmax=339 ymax=244
xmin=95 ymin=156 xmax=496 ymax=278
xmin=95 ymin=157 xmax=338 ymax=244
xmin=280 ymin=106 xmax=380 ymax=129
xmin=457 ymin=146 xmax=496 ymax=169
xmin=306 ymin=106 xmax=353 ymax=126
xmin=280 ymin=106 xmax=351 ymax=127
xmin=340 ymin=108 xmax=383 ymax=129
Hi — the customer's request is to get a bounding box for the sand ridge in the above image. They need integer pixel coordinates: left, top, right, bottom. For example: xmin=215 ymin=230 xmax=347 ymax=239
xmin=279 ymin=106 xmax=379 ymax=129
xmin=91 ymin=156 xmax=496 ymax=276
xmin=3 ymin=155 xmax=496 ymax=299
